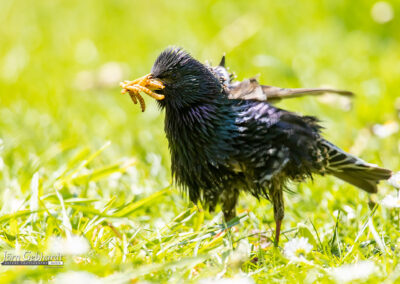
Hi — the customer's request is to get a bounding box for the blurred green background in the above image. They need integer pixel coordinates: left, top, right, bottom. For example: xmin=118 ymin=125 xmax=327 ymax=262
xmin=0 ymin=0 xmax=399 ymax=282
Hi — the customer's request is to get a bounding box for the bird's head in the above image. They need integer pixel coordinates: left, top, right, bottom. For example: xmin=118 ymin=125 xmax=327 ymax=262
xmin=124 ymin=47 xmax=223 ymax=110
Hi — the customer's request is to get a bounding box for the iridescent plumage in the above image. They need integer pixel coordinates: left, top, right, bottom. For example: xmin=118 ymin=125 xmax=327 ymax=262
xmin=125 ymin=47 xmax=391 ymax=244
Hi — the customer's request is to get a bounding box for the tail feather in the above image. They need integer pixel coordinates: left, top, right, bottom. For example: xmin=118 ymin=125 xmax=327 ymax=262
xmin=332 ymin=171 xmax=382 ymax=193
xmin=322 ymin=140 xmax=392 ymax=193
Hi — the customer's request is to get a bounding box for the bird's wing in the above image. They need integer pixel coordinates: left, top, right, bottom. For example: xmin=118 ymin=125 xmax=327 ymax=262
xmin=210 ymin=55 xmax=354 ymax=102
xmin=227 ymin=77 xmax=354 ymax=103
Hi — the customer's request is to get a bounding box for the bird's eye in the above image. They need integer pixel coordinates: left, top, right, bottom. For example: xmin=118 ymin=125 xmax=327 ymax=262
xmin=157 ymin=75 xmax=172 ymax=84
xmin=157 ymin=71 xmax=179 ymax=84
xmin=157 ymin=72 xmax=170 ymax=80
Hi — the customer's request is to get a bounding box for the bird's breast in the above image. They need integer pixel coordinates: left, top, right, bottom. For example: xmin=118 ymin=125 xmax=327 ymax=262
xmin=163 ymin=103 xmax=239 ymax=187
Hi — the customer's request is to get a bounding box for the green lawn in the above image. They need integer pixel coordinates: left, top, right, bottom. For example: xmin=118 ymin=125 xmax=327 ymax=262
xmin=1 ymin=0 xmax=400 ymax=282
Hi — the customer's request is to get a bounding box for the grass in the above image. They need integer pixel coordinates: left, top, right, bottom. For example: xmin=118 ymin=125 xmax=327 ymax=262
xmin=1 ymin=0 xmax=400 ymax=282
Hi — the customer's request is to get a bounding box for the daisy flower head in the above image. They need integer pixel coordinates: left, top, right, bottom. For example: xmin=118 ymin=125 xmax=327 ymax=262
xmin=381 ymin=194 xmax=400 ymax=208
xmin=330 ymin=261 xmax=377 ymax=283
xmin=228 ymin=239 xmax=251 ymax=269
xmin=388 ymin=171 xmax=400 ymax=188
xmin=283 ymin=237 xmax=313 ymax=261
xmin=48 ymin=235 xmax=90 ymax=255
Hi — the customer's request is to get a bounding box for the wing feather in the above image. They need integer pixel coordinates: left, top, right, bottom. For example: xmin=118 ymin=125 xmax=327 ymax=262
xmin=228 ymin=78 xmax=354 ymax=102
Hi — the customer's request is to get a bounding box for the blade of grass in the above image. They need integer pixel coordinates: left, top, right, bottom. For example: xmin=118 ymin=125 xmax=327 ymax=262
xmin=0 ymin=210 xmax=44 ymax=223
xmin=341 ymin=204 xmax=379 ymax=263
xmin=72 ymin=158 xmax=135 ymax=185
xmin=114 ymin=186 xmax=170 ymax=217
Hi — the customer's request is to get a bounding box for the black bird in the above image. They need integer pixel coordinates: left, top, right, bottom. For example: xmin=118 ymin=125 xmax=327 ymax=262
xmin=121 ymin=47 xmax=392 ymax=245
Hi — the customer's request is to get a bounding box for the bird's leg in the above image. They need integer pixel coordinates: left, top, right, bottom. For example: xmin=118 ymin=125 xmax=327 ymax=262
xmin=270 ymin=185 xmax=285 ymax=247
xmin=214 ymin=189 xmax=239 ymax=238
xmin=221 ymin=189 xmax=239 ymax=224
xmin=275 ymin=219 xmax=282 ymax=246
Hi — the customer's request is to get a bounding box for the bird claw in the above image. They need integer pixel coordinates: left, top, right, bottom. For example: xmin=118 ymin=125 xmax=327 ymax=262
xmin=120 ymin=74 xmax=165 ymax=112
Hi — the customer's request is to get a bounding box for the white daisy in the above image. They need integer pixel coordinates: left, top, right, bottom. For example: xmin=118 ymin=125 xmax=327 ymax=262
xmin=49 ymin=235 xmax=90 ymax=255
xmin=283 ymin=237 xmax=313 ymax=261
xmin=381 ymin=195 xmax=400 ymax=208
xmin=372 ymin=121 xmax=398 ymax=138
xmin=330 ymin=261 xmax=377 ymax=283
xmin=228 ymin=239 xmax=251 ymax=269
xmin=54 ymin=271 xmax=101 ymax=284
xmin=199 ymin=276 xmax=254 ymax=284
xmin=0 ymin=156 xmax=4 ymax=171
xmin=98 ymin=62 xmax=124 ymax=87
xmin=371 ymin=1 xmax=394 ymax=24
xmin=388 ymin=172 xmax=400 ymax=188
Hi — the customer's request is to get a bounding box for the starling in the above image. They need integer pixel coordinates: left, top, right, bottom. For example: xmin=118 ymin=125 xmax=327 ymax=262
xmin=121 ymin=47 xmax=392 ymax=245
